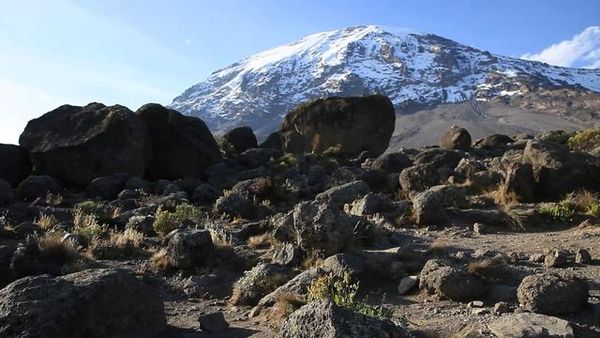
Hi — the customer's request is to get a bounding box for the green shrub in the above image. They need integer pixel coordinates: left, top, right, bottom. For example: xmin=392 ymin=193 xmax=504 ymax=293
xmin=152 ymin=203 xmax=206 ymax=236
xmin=586 ymin=200 xmax=600 ymax=217
xmin=538 ymin=200 xmax=576 ymax=222
xmin=567 ymin=128 xmax=600 ymax=152
xmin=307 ymin=270 xmax=393 ymax=319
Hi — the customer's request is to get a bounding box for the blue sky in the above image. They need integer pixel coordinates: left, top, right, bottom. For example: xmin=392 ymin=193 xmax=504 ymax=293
xmin=1 ymin=0 xmax=599 ymax=143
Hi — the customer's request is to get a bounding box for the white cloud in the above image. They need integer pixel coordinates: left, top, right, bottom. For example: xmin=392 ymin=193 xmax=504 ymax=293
xmin=521 ymin=26 xmax=600 ymax=68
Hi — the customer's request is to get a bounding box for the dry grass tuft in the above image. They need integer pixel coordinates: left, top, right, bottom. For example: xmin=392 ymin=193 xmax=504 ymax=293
xmin=267 ymin=293 xmax=306 ymax=325
xmin=427 ymin=239 xmax=449 ymax=257
xmin=247 ymin=233 xmax=273 ymax=250
xmin=467 ymin=255 xmax=509 ymax=282
xmin=35 ymin=213 xmax=58 ymax=231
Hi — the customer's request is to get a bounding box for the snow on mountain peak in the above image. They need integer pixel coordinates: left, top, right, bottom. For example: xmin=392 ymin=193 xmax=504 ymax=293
xmin=170 ymin=25 xmax=600 ymax=137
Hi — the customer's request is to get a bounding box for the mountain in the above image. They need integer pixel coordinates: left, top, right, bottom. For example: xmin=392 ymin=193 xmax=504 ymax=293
xmin=170 ymin=25 xmax=600 ymax=149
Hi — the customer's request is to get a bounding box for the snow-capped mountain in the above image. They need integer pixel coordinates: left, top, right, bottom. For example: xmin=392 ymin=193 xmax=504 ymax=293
xmin=170 ymin=25 xmax=600 ymax=145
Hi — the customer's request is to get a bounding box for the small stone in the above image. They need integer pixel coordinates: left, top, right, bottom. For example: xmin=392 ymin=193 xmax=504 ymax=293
xmin=575 ymin=249 xmax=592 ymax=264
xmin=529 ymin=253 xmax=545 ymax=263
xmin=397 ymin=276 xmax=418 ymax=295
xmin=468 ymin=300 xmax=484 ymax=308
xmin=493 ymin=302 xmax=510 ymax=315
xmin=199 ymin=312 xmax=229 ymax=333
xmin=544 ymin=249 xmax=568 ymax=268
xmin=471 ymin=307 xmax=489 ymax=315
xmin=473 ymin=222 xmax=493 ymax=235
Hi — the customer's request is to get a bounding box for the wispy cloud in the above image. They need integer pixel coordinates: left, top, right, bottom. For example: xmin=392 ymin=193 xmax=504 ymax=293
xmin=521 ymin=26 xmax=600 ymax=68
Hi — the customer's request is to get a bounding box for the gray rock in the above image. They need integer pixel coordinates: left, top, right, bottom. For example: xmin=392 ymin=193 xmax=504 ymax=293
xmin=280 ymin=300 xmax=412 ymax=338
xmin=199 ymin=312 xmax=229 ymax=333
xmin=315 ymin=180 xmax=370 ymax=209
xmin=231 ymin=263 xmax=292 ymax=306
xmin=411 ymin=189 xmax=448 ymax=225
xmin=19 ymin=103 xmax=151 ymax=186
xmin=320 ymin=253 xmax=365 ymax=277
xmin=371 ymin=152 xmax=412 ymax=172
xmin=272 ymin=243 xmax=302 ymax=266
xmin=488 ymin=313 xmax=574 ymax=338
xmin=163 ymin=228 xmax=214 ymax=270
xmin=345 ymin=192 xmax=399 ymax=217
xmin=544 ymin=249 xmax=569 ymax=268
xmin=0 ymin=268 xmax=165 ymax=338
xmin=517 ymin=273 xmax=588 ymax=315
xmin=293 ymin=200 xmax=370 ymax=257
xmin=86 ymin=174 xmax=127 ymax=200
xmin=419 ymin=259 xmax=486 ymax=302
xmin=192 ymin=183 xmax=221 ymax=205
xmin=125 ymin=215 xmax=155 ymax=236
xmin=399 ymin=164 xmax=439 ymax=193
xmin=440 ymin=126 xmax=471 ymax=151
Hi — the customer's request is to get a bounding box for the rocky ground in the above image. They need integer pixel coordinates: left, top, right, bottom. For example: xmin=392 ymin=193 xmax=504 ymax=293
xmin=0 ymin=96 xmax=599 ymax=337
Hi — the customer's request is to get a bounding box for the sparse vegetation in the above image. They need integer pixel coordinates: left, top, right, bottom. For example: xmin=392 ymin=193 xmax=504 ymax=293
xmin=152 ymin=203 xmax=207 ymax=236
xmin=307 ymin=270 xmax=393 ymax=320
xmin=538 ymin=199 xmax=576 ymax=222
xmin=73 ymin=209 xmax=107 ymax=242
xmin=467 ymin=255 xmax=509 ymax=282
xmin=35 ymin=213 xmax=58 ymax=231
xmin=247 ymin=233 xmax=273 ymax=249
xmin=567 ymin=128 xmax=600 ymax=152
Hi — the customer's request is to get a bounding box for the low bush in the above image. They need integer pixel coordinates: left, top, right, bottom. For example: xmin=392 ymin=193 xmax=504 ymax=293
xmin=153 ymin=203 xmax=207 ymax=236
xmin=567 ymin=128 xmax=600 ymax=152
xmin=537 ymin=199 xmax=576 ymax=222
xmin=307 ymin=270 xmax=393 ymax=320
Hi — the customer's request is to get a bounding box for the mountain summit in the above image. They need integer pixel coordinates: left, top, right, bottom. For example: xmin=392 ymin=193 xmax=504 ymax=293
xmin=170 ymin=25 xmax=600 ymax=147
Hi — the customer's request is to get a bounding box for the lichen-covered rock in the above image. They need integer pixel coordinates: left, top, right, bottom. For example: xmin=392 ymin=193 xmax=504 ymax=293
xmin=163 ymin=228 xmax=214 ymax=269
xmin=280 ymin=95 xmax=395 ymax=157
xmin=440 ymin=126 xmax=471 ymax=151
xmin=293 ymin=200 xmax=370 ymax=257
xmin=0 ymin=268 xmax=166 ymax=338
xmin=399 ymin=164 xmax=440 ymax=193
xmin=517 ymin=273 xmax=588 ymax=315
xmin=136 ymin=103 xmax=221 ymax=180
xmin=19 ymin=103 xmax=151 ymax=185
xmin=419 ymin=259 xmax=486 ymax=302
xmin=315 ymin=180 xmax=370 ymax=208
xmin=280 ymin=300 xmax=412 ymax=338
xmin=231 ymin=263 xmax=292 ymax=306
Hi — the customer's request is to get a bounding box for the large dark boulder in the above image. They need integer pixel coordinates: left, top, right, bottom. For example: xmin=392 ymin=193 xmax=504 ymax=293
xmin=0 ymin=268 xmax=166 ymax=338
xmin=419 ymin=259 xmax=486 ymax=302
xmin=136 ymin=103 xmax=221 ymax=180
xmin=222 ymin=126 xmax=258 ymax=154
xmin=19 ymin=103 xmax=151 ymax=186
xmin=0 ymin=144 xmax=31 ymax=187
xmin=517 ymin=273 xmax=588 ymax=315
xmin=522 ymin=140 xmax=600 ymax=199
xmin=279 ymin=95 xmax=395 ymax=157
xmin=16 ymin=175 xmax=61 ymax=201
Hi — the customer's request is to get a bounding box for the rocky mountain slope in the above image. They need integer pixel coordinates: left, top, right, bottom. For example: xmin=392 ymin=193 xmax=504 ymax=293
xmin=170 ymin=25 xmax=600 ymax=146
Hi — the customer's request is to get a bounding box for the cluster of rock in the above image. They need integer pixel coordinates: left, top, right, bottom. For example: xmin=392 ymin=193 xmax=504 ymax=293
xmin=0 ymin=94 xmax=597 ymax=337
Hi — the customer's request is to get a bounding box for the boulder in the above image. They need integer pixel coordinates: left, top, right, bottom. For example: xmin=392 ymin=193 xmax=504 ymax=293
xmin=517 ymin=273 xmax=588 ymax=315
xmin=231 ymin=263 xmax=292 ymax=306
xmin=163 ymin=228 xmax=214 ymax=269
xmin=16 ymin=175 xmax=61 ymax=201
xmin=473 ymin=134 xmax=514 ymax=150
xmin=280 ymin=300 xmax=412 ymax=338
xmin=259 ymin=131 xmax=283 ymax=150
xmin=136 ymin=103 xmax=221 ymax=180
xmin=419 ymin=259 xmax=486 ymax=302
xmin=414 ymin=148 xmax=462 ymax=169
xmin=371 ymin=152 xmax=412 ymax=172
xmin=315 ymin=180 xmax=370 ymax=208
xmin=0 ymin=179 xmax=14 ymax=205
xmin=399 ymin=164 xmax=440 ymax=193
xmin=0 ymin=144 xmax=31 ymax=187
xmin=440 ymin=126 xmax=471 ymax=151
xmin=279 ymin=95 xmax=395 ymax=157
xmin=0 ymin=268 xmax=165 ymax=338
xmin=199 ymin=312 xmax=229 ymax=333
xmin=86 ymin=174 xmax=128 ymax=200
xmin=293 ymin=201 xmax=370 ymax=257
xmin=522 ymin=140 xmax=600 ymax=199
xmin=222 ymin=126 xmax=258 ymax=154
xmin=19 ymin=103 xmax=151 ymax=185
xmin=488 ymin=313 xmax=574 ymax=338
xmin=410 ymin=185 xmax=469 ymax=225
xmin=499 ymin=162 xmax=537 ymax=202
